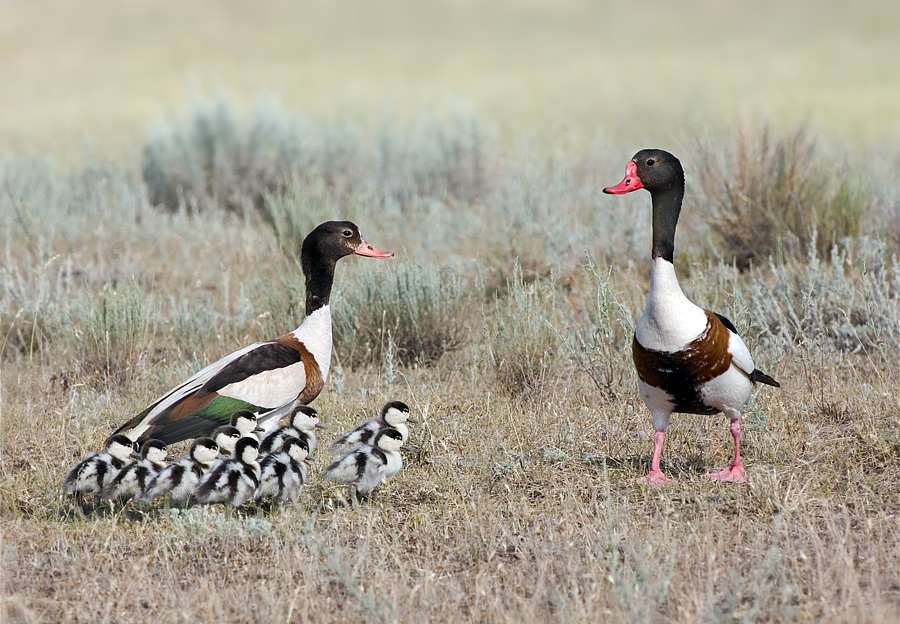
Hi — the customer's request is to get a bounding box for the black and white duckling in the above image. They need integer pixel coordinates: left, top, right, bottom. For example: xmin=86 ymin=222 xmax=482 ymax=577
xmin=204 ymin=425 xmax=245 ymax=483
xmin=211 ymin=425 xmax=243 ymax=459
xmin=259 ymin=404 xmax=326 ymax=456
xmin=230 ymin=409 xmax=265 ymax=441
xmin=102 ymin=439 xmax=169 ymax=502
xmin=141 ymin=437 xmax=219 ymax=507
xmin=322 ymin=428 xmax=404 ymax=499
xmin=255 ymin=436 xmax=311 ymax=503
xmin=194 ymin=437 xmax=261 ymax=508
xmin=329 ymin=401 xmax=416 ymax=456
xmin=62 ymin=434 xmax=136 ymax=502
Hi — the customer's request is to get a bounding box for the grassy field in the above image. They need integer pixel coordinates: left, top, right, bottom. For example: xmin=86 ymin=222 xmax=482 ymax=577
xmin=2 ymin=1 xmax=900 ymax=623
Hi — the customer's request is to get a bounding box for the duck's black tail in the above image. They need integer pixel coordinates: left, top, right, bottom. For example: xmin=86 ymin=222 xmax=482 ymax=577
xmin=750 ymin=369 xmax=780 ymax=387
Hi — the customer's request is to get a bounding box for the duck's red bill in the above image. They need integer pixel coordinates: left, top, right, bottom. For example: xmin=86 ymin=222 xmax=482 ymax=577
xmin=355 ymin=239 xmax=394 ymax=258
xmin=603 ymin=161 xmax=643 ymax=195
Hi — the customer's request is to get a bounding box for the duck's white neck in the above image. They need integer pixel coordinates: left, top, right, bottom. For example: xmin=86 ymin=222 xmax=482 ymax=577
xmin=647 ymin=257 xmax=687 ymax=304
xmin=293 ymin=305 xmax=333 ymax=379
xmin=636 ymin=257 xmax=706 ymax=350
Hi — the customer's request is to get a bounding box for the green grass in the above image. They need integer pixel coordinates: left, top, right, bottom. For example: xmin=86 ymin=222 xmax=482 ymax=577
xmin=2 ymin=104 xmax=898 ymax=622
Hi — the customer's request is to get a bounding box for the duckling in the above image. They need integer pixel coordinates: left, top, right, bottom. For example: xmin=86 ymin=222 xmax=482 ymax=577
xmin=195 ymin=437 xmax=261 ymax=508
xmin=255 ymin=436 xmax=311 ymax=503
xmin=211 ymin=425 xmax=243 ymax=459
xmin=203 ymin=425 xmax=245 ymax=485
xmin=259 ymin=404 xmax=326 ymax=455
xmin=62 ymin=434 xmax=136 ymax=503
xmin=329 ymin=401 xmax=416 ymax=456
xmin=322 ymin=428 xmax=404 ymax=499
xmin=102 ymin=439 xmax=169 ymax=502
xmin=230 ymin=409 xmax=265 ymax=440
xmin=141 ymin=437 xmax=219 ymax=507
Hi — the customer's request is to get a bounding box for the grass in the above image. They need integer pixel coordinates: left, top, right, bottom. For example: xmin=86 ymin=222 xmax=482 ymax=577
xmin=332 ymin=261 xmax=473 ymax=367
xmin=688 ymin=124 xmax=873 ymax=269
xmin=2 ymin=104 xmax=899 ymax=622
xmin=484 ymin=264 xmax=567 ymax=397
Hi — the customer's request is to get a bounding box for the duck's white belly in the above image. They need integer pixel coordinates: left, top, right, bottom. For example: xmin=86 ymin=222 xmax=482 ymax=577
xmin=699 ymin=365 xmax=753 ymax=416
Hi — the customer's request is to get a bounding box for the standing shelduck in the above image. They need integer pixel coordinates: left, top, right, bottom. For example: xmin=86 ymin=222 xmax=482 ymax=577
xmin=329 ymin=401 xmax=416 ymax=456
xmin=113 ymin=222 xmax=393 ymax=446
xmin=603 ymin=149 xmax=780 ymax=484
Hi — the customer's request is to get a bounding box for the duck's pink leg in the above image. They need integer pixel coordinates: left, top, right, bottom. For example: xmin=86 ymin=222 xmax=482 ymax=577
xmin=637 ymin=430 xmax=669 ymax=485
xmin=708 ymin=419 xmax=747 ymax=483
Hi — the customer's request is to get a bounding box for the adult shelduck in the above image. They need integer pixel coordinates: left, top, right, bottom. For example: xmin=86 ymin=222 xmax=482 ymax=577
xmin=603 ymin=149 xmax=780 ymax=484
xmin=114 ymin=221 xmax=393 ymax=446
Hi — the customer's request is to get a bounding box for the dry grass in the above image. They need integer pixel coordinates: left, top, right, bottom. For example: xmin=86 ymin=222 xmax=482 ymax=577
xmin=2 ymin=356 xmax=898 ymax=623
xmin=687 ymin=124 xmax=871 ymax=269
xmin=2 ymin=114 xmax=899 ymax=622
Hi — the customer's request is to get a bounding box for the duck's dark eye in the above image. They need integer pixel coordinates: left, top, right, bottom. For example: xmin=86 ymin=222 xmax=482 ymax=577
xmin=342 ymin=229 xmax=353 ymax=237
xmin=646 ymin=159 xmax=655 ymax=166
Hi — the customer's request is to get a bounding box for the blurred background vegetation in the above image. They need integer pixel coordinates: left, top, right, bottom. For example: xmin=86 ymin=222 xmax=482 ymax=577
xmin=1 ymin=0 xmax=898 ymax=157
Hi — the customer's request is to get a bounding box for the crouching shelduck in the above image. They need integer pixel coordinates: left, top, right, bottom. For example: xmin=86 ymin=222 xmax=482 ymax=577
xmin=112 ymin=221 xmax=393 ymax=446
xmin=255 ymin=436 xmax=311 ymax=503
xmin=259 ymin=404 xmax=327 ymax=456
xmin=329 ymin=401 xmax=416 ymax=456
xmin=141 ymin=437 xmax=220 ymax=507
xmin=62 ymin=434 xmax=136 ymax=503
xmin=195 ymin=437 xmax=261 ymax=508
xmin=322 ymin=428 xmax=405 ymax=500
xmin=603 ymin=149 xmax=780 ymax=485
